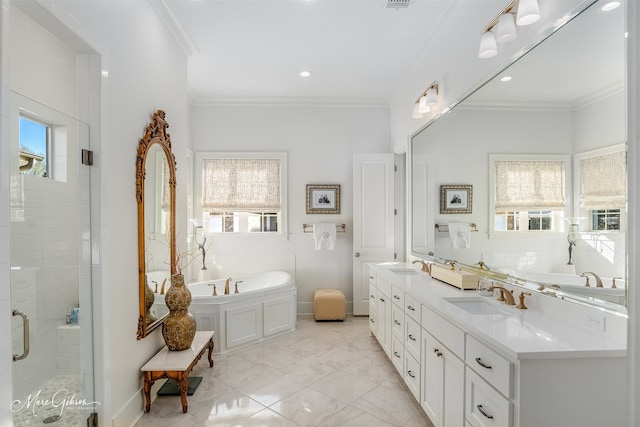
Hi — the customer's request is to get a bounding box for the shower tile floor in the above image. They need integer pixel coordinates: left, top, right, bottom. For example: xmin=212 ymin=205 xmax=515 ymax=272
xmin=135 ymin=316 xmax=434 ymax=427
xmin=12 ymin=375 xmax=87 ymax=427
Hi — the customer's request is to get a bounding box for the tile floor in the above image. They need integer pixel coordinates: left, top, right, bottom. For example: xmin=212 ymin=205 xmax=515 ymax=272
xmin=135 ymin=315 xmax=435 ymax=427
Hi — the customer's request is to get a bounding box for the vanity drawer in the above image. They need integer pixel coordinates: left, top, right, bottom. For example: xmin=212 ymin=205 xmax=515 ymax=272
xmin=405 ymin=293 xmax=420 ymax=323
xmin=466 ymin=335 xmax=513 ymax=398
xmin=466 ymin=368 xmax=512 ymax=427
xmin=391 ymin=285 xmax=404 ymax=307
xmin=369 ymin=284 xmax=378 ymax=309
xmin=404 ymin=316 xmax=421 ymax=360
xmin=404 ymin=352 xmax=421 ymax=401
xmin=392 ymin=303 xmax=404 ymax=339
xmin=391 ymin=336 xmax=404 ymax=374
xmin=421 ymin=304 xmax=464 ymax=357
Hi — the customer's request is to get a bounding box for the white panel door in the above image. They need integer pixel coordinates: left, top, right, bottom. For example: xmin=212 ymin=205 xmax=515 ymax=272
xmin=353 ymin=153 xmax=395 ymax=315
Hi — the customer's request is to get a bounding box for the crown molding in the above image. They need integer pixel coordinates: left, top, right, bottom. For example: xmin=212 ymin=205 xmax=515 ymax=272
xmin=190 ymin=96 xmax=390 ymax=108
xmin=149 ymin=0 xmax=198 ymax=56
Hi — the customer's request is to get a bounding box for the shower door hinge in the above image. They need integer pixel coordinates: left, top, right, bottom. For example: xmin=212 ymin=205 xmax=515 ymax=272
xmin=394 ymin=165 xmax=397 ymax=172
xmin=82 ymin=149 xmax=94 ymax=166
xmin=87 ymin=412 xmax=98 ymax=427
xmin=394 ymin=209 xmax=397 ymax=215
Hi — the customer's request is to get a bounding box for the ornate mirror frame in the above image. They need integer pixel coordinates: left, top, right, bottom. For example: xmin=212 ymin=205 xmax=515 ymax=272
xmin=136 ymin=110 xmax=177 ymax=339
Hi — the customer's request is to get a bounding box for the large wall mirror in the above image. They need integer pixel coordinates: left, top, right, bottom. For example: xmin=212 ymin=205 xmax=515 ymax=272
xmin=411 ymin=0 xmax=626 ymax=310
xmin=137 ymin=110 xmax=177 ymax=339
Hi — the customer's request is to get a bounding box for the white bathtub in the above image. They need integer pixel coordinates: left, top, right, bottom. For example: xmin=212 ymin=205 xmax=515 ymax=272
xmin=186 ymin=270 xmax=296 ymax=353
xmin=510 ymin=270 xmax=626 ymax=305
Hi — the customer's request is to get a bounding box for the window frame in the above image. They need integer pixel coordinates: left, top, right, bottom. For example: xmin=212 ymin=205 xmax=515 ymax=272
xmin=195 ymin=152 xmax=288 ymax=235
xmin=489 ymin=154 xmax=570 ymax=234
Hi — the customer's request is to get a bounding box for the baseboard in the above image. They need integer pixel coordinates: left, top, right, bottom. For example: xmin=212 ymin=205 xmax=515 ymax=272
xmin=114 ymin=380 xmax=166 ymax=427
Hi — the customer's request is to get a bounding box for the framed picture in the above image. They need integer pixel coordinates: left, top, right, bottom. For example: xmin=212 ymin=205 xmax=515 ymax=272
xmin=306 ymin=184 xmax=341 ymax=214
xmin=440 ymin=185 xmax=472 ymax=214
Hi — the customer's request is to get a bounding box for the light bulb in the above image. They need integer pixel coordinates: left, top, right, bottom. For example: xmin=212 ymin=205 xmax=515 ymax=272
xmin=418 ymin=96 xmax=431 ymax=114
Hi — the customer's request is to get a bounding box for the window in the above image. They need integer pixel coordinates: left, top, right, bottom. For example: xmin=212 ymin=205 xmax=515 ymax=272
xmin=576 ymin=145 xmax=626 ymax=232
xmin=19 ymin=116 xmax=49 ymax=177
xmin=491 ymin=155 xmax=569 ymax=232
xmin=198 ymin=153 xmax=287 ymax=234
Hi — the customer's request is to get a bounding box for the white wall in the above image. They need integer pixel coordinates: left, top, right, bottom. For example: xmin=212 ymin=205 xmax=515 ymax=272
xmin=190 ymin=104 xmax=391 ymax=314
xmin=0 ymin=1 xmax=190 ymax=426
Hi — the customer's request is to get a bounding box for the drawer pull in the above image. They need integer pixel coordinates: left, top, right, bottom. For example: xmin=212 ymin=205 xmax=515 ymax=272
xmin=393 ymin=294 xmax=401 ymax=300
xmin=433 ymin=348 xmax=442 ymax=357
xmin=407 ymin=305 xmax=416 ymax=311
xmin=370 ymin=294 xmax=375 ymax=299
xmin=394 ymin=320 xmax=401 ymax=325
xmin=408 ymin=334 xmax=416 ymax=341
xmin=475 ymin=357 xmax=492 ymax=370
xmin=407 ymin=370 xmax=416 ymax=378
xmin=369 ymin=276 xmax=374 ymax=279
xmin=394 ymin=351 xmax=401 ymax=358
xmin=370 ymin=318 xmax=375 ymax=323
xmin=477 ymin=404 xmax=494 ymax=420
xmin=380 ymin=297 xmax=385 ymax=302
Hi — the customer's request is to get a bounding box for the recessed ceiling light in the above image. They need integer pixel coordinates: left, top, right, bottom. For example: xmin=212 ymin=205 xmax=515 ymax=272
xmin=300 ymin=71 xmax=311 ymax=77
xmin=500 ymin=76 xmax=512 ymax=82
xmin=601 ymin=1 xmax=620 ymax=12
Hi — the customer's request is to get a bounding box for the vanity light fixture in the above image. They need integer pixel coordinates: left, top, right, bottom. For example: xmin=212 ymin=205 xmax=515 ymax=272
xmin=479 ymin=0 xmax=541 ymax=59
xmin=412 ymin=82 xmax=438 ymax=119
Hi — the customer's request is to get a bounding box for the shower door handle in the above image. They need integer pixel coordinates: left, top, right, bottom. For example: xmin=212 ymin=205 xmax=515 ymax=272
xmin=12 ymin=309 xmax=30 ymax=361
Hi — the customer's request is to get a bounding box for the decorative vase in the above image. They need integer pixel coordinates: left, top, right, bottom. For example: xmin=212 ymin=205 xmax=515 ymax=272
xmin=144 ymin=276 xmax=157 ymax=325
xmin=162 ymin=273 xmax=197 ymax=351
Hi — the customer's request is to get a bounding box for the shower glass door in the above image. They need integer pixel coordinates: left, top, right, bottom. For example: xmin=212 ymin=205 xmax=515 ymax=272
xmin=10 ymin=92 xmax=95 ymax=426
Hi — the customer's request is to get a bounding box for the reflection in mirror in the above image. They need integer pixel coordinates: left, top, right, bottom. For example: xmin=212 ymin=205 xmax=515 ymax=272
xmin=410 ymin=0 xmax=626 ymax=309
xmin=137 ymin=110 xmax=177 ymax=339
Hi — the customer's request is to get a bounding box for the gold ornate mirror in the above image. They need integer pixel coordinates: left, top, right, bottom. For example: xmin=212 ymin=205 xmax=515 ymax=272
xmin=136 ymin=110 xmax=177 ymax=339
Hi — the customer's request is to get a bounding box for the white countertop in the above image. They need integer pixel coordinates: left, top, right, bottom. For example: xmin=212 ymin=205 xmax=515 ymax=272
xmin=370 ymin=262 xmax=627 ymax=360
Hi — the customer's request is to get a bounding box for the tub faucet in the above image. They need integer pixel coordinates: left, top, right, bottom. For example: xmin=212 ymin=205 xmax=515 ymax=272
xmin=224 ymin=277 xmax=232 ymax=294
xmin=581 ymin=272 xmax=603 ymax=288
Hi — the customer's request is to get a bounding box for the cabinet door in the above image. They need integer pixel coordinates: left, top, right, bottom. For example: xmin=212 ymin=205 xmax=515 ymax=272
xmin=404 ymin=352 xmax=421 ymax=400
xmin=378 ymin=292 xmax=391 ymax=356
xmin=422 ymin=332 xmax=444 ymax=426
xmin=422 ymin=331 xmax=465 ymax=427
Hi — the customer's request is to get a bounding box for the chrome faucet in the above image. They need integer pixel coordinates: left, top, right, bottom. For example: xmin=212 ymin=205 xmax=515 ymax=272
xmin=224 ymin=277 xmax=232 ymax=294
xmin=412 ymin=259 xmax=431 ymax=274
xmin=487 ymin=285 xmax=516 ymax=305
xmin=581 ymin=272 xmax=603 ymax=288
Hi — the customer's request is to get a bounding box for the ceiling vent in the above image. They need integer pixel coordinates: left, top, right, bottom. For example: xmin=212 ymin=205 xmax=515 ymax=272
xmin=386 ymin=0 xmax=412 ymax=9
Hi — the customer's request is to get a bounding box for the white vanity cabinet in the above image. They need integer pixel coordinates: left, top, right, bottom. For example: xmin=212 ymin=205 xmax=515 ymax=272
xmin=369 ymin=272 xmax=392 ymax=357
xmin=368 ymin=263 xmax=628 ymax=427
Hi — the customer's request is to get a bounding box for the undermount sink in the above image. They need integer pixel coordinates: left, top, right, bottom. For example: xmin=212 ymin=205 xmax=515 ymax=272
xmin=389 ymin=268 xmax=421 ymax=275
xmin=444 ymin=297 xmax=511 ymax=316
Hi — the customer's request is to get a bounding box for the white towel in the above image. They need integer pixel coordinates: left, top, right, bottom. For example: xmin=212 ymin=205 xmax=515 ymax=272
xmin=314 ymin=223 xmax=336 ymax=250
xmin=448 ymin=223 xmax=471 ymax=249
